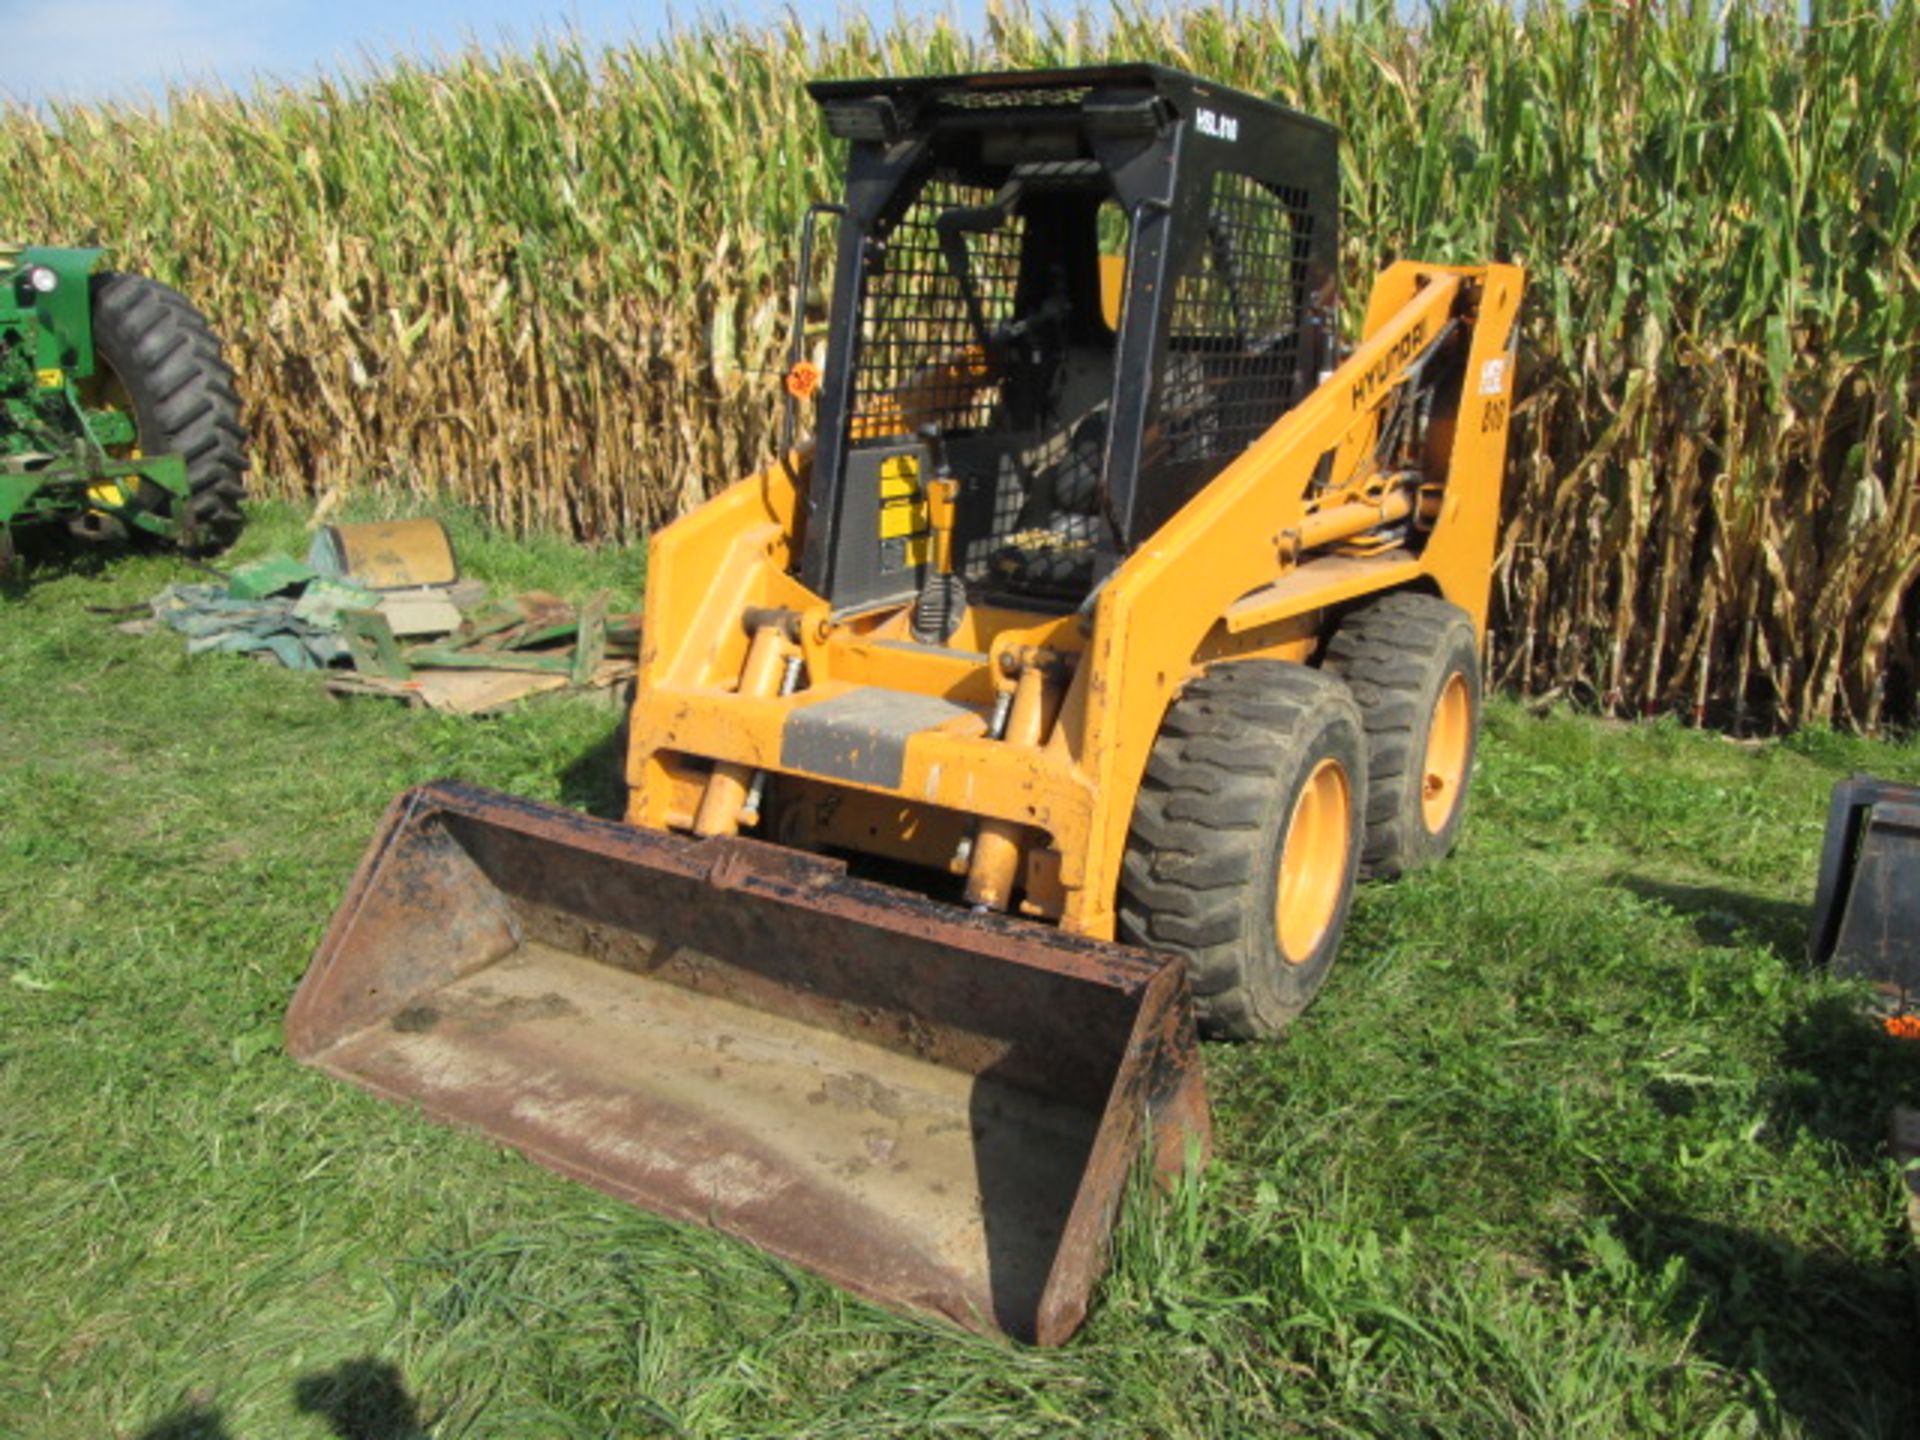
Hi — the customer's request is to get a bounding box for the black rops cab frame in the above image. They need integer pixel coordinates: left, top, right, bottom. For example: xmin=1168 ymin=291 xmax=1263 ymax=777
xmin=791 ymin=64 xmax=1340 ymax=621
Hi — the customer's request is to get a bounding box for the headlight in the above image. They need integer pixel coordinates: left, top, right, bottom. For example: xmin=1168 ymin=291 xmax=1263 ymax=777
xmin=28 ymin=266 xmax=58 ymax=293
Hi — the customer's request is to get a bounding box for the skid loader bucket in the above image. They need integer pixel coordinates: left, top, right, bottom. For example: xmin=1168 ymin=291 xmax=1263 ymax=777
xmin=287 ymin=781 xmax=1206 ymax=1344
xmin=1808 ymin=775 xmax=1920 ymax=1001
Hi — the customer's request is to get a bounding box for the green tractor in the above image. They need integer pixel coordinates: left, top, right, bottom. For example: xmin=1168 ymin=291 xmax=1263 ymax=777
xmin=1 ymin=244 xmax=247 ymax=564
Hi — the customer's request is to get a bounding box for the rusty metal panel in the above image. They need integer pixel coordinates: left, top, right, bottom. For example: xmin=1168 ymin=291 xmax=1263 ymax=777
xmin=1809 ymin=776 xmax=1920 ymax=1002
xmin=311 ymin=518 xmax=458 ymax=590
xmin=288 ymin=782 xmax=1206 ymax=1344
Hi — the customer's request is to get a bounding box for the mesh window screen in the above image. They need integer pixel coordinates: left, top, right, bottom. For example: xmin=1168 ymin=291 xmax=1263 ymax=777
xmin=1152 ymin=173 xmax=1314 ymax=468
xmin=849 ymin=180 xmax=1025 ymax=444
xmin=968 ymin=453 xmax=1031 ymax=580
xmin=962 ymin=422 xmax=1108 ymax=594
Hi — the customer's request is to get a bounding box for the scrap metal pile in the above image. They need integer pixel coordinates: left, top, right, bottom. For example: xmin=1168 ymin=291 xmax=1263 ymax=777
xmin=143 ymin=518 xmax=635 ymax=714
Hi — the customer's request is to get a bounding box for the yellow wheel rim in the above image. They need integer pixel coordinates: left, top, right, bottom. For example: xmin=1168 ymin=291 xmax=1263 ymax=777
xmin=76 ymin=363 xmax=141 ymax=509
xmin=1421 ymin=672 xmax=1472 ymax=833
xmin=1274 ymin=757 xmax=1351 ymax=964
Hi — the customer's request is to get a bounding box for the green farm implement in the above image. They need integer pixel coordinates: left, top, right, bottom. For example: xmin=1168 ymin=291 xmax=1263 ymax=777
xmin=1 ymin=244 xmax=246 ymax=563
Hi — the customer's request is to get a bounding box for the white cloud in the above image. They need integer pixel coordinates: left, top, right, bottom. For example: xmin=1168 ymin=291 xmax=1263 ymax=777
xmin=0 ymin=0 xmax=291 ymax=106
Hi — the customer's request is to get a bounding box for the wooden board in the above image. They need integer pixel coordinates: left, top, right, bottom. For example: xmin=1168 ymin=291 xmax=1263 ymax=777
xmin=326 ymin=661 xmax=633 ymax=715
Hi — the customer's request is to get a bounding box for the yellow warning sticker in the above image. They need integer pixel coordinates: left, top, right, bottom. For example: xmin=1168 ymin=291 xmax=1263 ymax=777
xmin=876 ymin=452 xmax=931 ymax=569
xmin=877 ymin=452 xmax=926 ymax=540
xmin=36 ymin=368 xmax=64 ymax=389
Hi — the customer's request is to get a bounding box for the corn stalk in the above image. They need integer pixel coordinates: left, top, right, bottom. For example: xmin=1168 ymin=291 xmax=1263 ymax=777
xmin=1 ymin=0 xmax=1913 ymax=728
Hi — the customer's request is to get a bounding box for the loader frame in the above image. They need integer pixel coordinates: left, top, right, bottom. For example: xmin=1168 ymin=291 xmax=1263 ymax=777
xmin=626 ymin=66 xmax=1523 ymax=938
xmin=627 ymin=258 xmax=1523 ymax=939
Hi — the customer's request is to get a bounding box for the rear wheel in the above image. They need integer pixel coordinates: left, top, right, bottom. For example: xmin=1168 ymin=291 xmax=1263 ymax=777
xmin=84 ymin=271 xmax=247 ymax=553
xmin=1323 ymin=592 xmax=1481 ymax=879
xmin=1119 ymin=662 xmax=1367 ymax=1040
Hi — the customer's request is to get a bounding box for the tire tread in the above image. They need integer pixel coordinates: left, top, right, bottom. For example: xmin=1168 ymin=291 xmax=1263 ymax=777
xmin=91 ymin=271 xmax=248 ymax=553
xmin=1119 ymin=661 xmax=1364 ymax=1040
xmin=1322 ymin=592 xmax=1480 ymax=878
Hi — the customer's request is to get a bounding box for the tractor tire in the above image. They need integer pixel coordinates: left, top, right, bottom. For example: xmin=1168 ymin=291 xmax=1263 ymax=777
xmin=1118 ymin=661 xmax=1367 ymax=1041
xmin=1323 ymin=591 xmax=1480 ymax=879
xmin=89 ymin=271 xmax=248 ymax=553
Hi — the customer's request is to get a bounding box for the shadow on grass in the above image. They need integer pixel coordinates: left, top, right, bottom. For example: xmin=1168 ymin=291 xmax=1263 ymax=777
xmin=1603 ymin=988 xmax=1920 ymax=1435
xmin=1616 ymin=1211 xmax=1919 ymax=1438
xmin=1617 ymin=872 xmax=1920 ymax=1159
xmin=293 ymin=1357 xmax=431 ymax=1440
xmin=134 ymin=1358 xmax=429 ymax=1440
xmin=557 ymin=706 xmax=628 ymax=820
xmin=1766 ymin=991 xmax=1920 ymax=1163
xmin=134 ymin=1399 xmax=233 ymax=1440
xmin=0 ymin=527 xmax=121 ymax=598
xmin=1614 ymin=873 xmax=1812 ymax=963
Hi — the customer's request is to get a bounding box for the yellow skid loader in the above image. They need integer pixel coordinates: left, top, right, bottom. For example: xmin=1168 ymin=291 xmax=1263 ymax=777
xmin=289 ymin=65 xmax=1523 ymax=1345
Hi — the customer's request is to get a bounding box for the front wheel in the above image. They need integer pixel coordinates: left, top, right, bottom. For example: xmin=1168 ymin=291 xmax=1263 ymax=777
xmin=1118 ymin=662 xmax=1368 ymax=1041
xmin=86 ymin=271 xmax=248 ymax=553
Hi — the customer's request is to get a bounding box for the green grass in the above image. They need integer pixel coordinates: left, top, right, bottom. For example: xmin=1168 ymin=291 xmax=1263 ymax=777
xmin=2 ymin=505 xmax=1917 ymax=1439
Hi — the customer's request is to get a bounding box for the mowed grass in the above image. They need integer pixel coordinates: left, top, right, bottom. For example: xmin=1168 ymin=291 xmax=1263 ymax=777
xmin=2 ymin=504 xmax=1917 ymax=1438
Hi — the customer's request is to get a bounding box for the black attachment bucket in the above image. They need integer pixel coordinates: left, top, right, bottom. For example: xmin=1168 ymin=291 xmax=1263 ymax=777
xmin=1808 ymin=775 xmax=1920 ymax=1002
xmin=287 ymin=782 xmax=1207 ymax=1344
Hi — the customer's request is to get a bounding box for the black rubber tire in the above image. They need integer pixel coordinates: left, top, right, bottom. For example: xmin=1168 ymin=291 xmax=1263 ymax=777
xmin=1322 ymin=591 xmax=1481 ymax=880
xmin=1118 ymin=661 xmax=1367 ymax=1041
xmin=89 ymin=271 xmax=247 ymax=553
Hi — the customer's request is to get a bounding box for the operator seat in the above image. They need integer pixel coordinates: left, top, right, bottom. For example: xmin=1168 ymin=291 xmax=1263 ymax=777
xmin=988 ymin=411 xmax=1105 ymax=600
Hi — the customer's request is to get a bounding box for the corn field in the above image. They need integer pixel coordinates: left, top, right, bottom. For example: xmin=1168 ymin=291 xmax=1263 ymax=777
xmin=2 ymin=0 xmax=1915 ymax=729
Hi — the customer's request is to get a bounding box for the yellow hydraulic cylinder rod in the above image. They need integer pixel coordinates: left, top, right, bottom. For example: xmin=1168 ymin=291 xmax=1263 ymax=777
xmin=692 ymin=625 xmax=789 ymax=837
xmin=964 ymin=662 xmax=1060 ymax=910
xmin=1282 ymin=485 xmax=1418 ymax=562
xmin=927 ymin=477 xmax=960 ymax=574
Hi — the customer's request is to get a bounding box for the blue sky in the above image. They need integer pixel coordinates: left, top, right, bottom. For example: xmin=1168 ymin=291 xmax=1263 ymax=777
xmin=0 ymin=0 xmax=996 ymax=107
